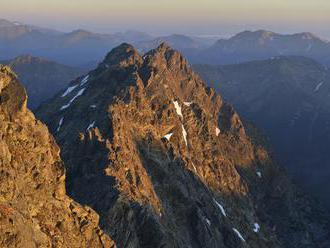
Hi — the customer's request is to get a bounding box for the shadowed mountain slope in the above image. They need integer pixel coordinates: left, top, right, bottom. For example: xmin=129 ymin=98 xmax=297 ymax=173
xmin=194 ymin=56 xmax=330 ymax=208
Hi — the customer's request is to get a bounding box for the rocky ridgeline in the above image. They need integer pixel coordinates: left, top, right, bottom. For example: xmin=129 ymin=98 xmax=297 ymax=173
xmin=0 ymin=65 xmax=115 ymax=247
xmin=33 ymin=44 xmax=330 ymax=247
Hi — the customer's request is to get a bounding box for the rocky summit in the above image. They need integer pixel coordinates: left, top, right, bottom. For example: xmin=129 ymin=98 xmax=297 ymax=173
xmin=0 ymin=65 xmax=115 ymax=248
xmin=35 ymin=43 xmax=330 ymax=247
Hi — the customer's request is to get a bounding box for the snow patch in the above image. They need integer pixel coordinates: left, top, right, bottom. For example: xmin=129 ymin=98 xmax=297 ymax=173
xmin=232 ymin=228 xmax=246 ymax=242
xmin=164 ymin=133 xmax=173 ymax=141
xmin=182 ymin=124 xmax=188 ymax=146
xmin=80 ymin=75 xmax=90 ymax=86
xmin=192 ymin=162 xmax=197 ymax=173
xmin=86 ymin=121 xmax=96 ymax=131
xmin=256 ymin=171 xmax=262 ymax=178
xmin=216 ymin=127 xmax=221 ymax=136
xmin=60 ymin=88 xmax=86 ymax=110
xmin=253 ymin=223 xmax=260 ymax=233
xmin=172 ymin=100 xmax=183 ymax=118
xmin=314 ymin=81 xmax=324 ymax=92
xmin=62 ymin=85 xmax=78 ymax=97
xmin=205 ymin=218 xmax=211 ymax=226
xmin=56 ymin=117 xmax=64 ymax=132
xmin=183 ymin=102 xmax=192 ymax=106
xmin=213 ymin=198 xmax=227 ymax=217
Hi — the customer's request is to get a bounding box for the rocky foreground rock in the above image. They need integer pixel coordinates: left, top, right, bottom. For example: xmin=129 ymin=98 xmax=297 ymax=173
xmin=0 ymin=65 xmax=115 ymax=247
xmin=36 ymin=43 xmax=330 ymax=247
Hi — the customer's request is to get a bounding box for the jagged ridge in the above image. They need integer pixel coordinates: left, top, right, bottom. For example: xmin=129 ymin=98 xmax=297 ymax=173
xmin=37 ymin=43 xmax=330 ymax=248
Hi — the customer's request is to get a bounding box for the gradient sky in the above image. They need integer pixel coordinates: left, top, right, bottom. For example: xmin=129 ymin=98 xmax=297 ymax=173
xmin=1 ymin=0 xmax=330 ymax=38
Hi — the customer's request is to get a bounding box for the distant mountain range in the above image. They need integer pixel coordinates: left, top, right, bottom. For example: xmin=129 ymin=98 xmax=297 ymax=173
xmin=3 ymin=19 xmax=330 ymax=67
xmin=0 ymin=55 xmax=84 ymax=109
xmin=136 ymin=34 xmax=212 ymax=53
xmin=0 ymin=19 xmax=152 ymax=66
xmin=194 ymin=30 xmax=330 ymax=65
xmin=0 ymin=19 xmax=213 ymax=67
xmin=194 ymin=56 xmax=330 ymax=207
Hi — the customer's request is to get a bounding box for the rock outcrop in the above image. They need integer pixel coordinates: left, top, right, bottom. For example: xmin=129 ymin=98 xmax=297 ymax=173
xmin=37 ymin=44 xmax=330 ymax=247
xmin=0 ymin=65 xmax=115 ymax=248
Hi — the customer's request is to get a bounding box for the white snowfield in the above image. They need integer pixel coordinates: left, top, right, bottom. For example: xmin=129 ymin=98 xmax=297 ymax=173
xmin=56 ymin=117 xmax=64 ymax=132
xmin=183 ymin=101 xmax=192 ymax=106
xmin=62 ymin=84 xmax=78 ymax=97
xmin=172 ymin=100 xmax=183 ymax=118
xmin=164 ymin=132 xmax=173 ymax=141
xmin=253 ymin=223 xmax=260 ymax=233
xmin=191 ymin=162 xmax=197 ymax=173
xmin=80 ymin=75 xmax=90 ymax=86
xmin=314 ymin=81 xmax=324 ymax=92
xmin=256 ymin=171 xmax=262 ymax=178
xmin=60 ymin=88 xmax=86 ymax=110
xmin=213 ymin=198 xmax=227 ymax=217
xmin=181 ymin=124 xmax=188 ymax=146
xmin=205 ymin=218 xmax=211 ymax=226
xmin=86 ymin=121 xmax=96 ymax=131
xmin=216 ymin=127 xmax=220 ymax=136
xmin=232 ymin=228 xmax=246 ymax=242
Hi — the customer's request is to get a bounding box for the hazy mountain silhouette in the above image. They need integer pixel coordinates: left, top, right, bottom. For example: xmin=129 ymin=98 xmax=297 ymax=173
xmin=193 ymin=30 xmax=330 ymax=65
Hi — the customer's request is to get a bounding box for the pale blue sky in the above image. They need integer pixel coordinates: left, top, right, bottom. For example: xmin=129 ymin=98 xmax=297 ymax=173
xmin=1 ymin=0 xmax=330 ymax=38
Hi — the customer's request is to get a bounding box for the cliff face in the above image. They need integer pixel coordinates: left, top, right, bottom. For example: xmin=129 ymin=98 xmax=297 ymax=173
xmin=0 ymin=66 xmax=115 ymax=248
xmin=37 ymin=44 xmax=330 ymax=247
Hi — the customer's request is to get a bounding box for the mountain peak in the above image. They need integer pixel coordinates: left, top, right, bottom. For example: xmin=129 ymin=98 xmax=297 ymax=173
xmin=69 ymin=29 xmax=93 ymax=36
xmin=232 ymin=30 xmax=276 ymax=40
xmin=102 ymin=42 xmax=143 ymax=67
xmin=155 ymin=41 xmax=172 ymax=51
xmin=0 ymin=19 xmax=22 ymax=27
xmin=295 ymin=31 xmax=321 ymax=40
xmin=100 ymin=42 xmax=187 ymax=75
xmin=11 ymin=54 xmax=49 ymax=64
xmin=144 ymin=42 xmax=188 ymax=69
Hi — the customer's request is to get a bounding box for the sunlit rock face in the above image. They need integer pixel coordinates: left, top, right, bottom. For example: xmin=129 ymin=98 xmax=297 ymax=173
xmin=0 ymin=65 xmax=115 ymax=248
xmin=37 ymin=44 xmax=330 ymax=248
